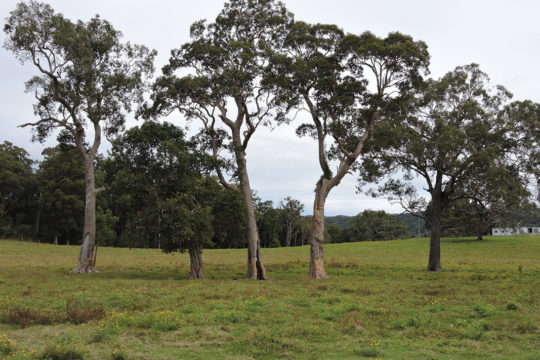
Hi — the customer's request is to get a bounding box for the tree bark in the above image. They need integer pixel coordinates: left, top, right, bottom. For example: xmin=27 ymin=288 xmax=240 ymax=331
xmin=232 ymin=129 xmax=267 ymax=280
xmin=71 ymin=162 xmax=99 ymax=273
xmin=427 ymin=190 xmax=443 ymax=272
xmin=189 ymin=247 xmax=204 ymax=279
xmin=308 ymin=179 xmax=329 ymax=279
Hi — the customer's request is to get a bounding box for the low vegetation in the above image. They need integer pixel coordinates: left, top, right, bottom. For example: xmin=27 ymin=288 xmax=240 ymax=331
xmin=0 ymin=236 xmax=538 ymax=359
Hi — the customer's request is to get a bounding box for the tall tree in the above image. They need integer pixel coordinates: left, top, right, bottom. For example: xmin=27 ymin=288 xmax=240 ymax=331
xmin=268 ymin=23 xmax=429 ymax=278
xmin=4 ymin=1 xmax=155 ymax=272
xmin=359 ymin=64 xmax=532 ymax=271
xmin=146 ymin=0 xmax=293 ymax=279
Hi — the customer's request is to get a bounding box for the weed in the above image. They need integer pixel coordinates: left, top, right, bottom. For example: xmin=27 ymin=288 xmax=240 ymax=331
xmin=2 ymin=306 xmax=59 ymax=328
xmin=506 ymin=302 xmax=519 ymax=310
xmin=0 ymin=333 xmax=16 ymax=355
xmin=38 ymin=344 xmax=85 ymax=360
xmin=66 ymin=299 xmax=105 ymax=324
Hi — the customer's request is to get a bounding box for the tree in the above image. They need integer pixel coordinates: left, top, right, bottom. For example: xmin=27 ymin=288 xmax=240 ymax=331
xmin=36 ymin=144 xmax=85 ymax=245
xmin=268 ymin=22 xmax=429 ymax=278
xmin=105 ymin=122 xmax=214 ymax=278
xmin=146 ymin=0 xmax=293 ymax=279
xmin=279 ymin=197 xmax=304 ymax=247
xmin=360 ymin=64 xmax=532 ymax=271
xmin=348 ymin=210 xmax=409 ymax=242
xmin=255 ymin=200 xmax=282 ymax=248
xmin=0 ymin=141 xmax=36 ymax=238
xmin=4 ymin=1 xmax=156 ymax=273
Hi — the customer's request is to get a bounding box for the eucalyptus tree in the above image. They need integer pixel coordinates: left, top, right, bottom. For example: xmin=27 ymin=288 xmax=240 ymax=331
xmin=279 ymin=196 xmax=304 ymax=247
xmin=267 ymin=22 xmax=429 ymax=278
xmin=146 ymin=0 xmax=293 ymax=280
xmin=4 ymin=1 xmax=156 ymax=273
xmin=359 ymin=64 xmax=532 ymax=271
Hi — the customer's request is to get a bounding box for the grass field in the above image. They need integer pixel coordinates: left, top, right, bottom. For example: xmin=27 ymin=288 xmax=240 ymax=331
xmin=0 ymin=236 xmax=538 ymax=359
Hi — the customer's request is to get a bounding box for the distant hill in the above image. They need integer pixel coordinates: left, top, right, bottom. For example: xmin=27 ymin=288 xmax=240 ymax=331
xmin=397 ymin=213 xmax=426 ymax=237
xmin=325 ymin=215 xmax=352 ymax=229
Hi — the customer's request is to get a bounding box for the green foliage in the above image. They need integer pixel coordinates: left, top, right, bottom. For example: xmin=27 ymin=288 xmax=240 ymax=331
xmin=36 ymin=145 xmax=85 ymax=244
xmin=0 ymin=141 xmax=36 ymax=239
xmin=348 ymin=210 xmax=410 ymax=242
xmin=4 ymin=1 xmax=156 ymax=144
xmin=104 ymin=122 xmax=215 ymax=254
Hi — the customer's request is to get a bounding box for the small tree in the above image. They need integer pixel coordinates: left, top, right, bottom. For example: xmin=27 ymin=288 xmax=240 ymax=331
xmin=4 ymin=1 xmax=155 ymax=272
xmin=0 ymin=141 xmax=36 ymax=238
xmin=106 ymin=122 xmax=214 ymax=278
xmin=360 ymin=64 xmax=532 ymax=271
xmin=268 ymin=22 xmax=429 ymax=278
xmin=36 ymin=144 xmax=85 ymax=245
xmin=279 ymin=196 xmax=304 ymax=247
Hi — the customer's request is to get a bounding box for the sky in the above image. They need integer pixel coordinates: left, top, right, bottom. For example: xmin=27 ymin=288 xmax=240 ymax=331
xmin=1 ymin=0 xmax=539 ymax=216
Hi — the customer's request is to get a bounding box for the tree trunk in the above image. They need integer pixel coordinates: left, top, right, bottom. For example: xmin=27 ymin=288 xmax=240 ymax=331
xmin=285 ymin=222 xmax=292 ymax=247
xmin=189 ymin=247 xmax=204 ymax=279
xmin=427 ymin=191 xmax=443 ymax=272
xmin=477 ymin=233 xmax=484 ymax=241
xmin=53 ymin=235 xmax=58 ymax=245
xmin=71 ymin=163 xmax=99 ymax=274
xmin=308 ymin=179 xmax=329 ymax=279
xmin=232 ymin=130 xmax=267 ymax=280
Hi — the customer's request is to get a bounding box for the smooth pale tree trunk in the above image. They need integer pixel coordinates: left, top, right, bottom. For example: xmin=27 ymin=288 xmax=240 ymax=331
xmin=232 ymin=130 xmax=267 ymax=280
xmin=308 ymin=179 xmax=330 ymax=279
xmin=71 ymin=163 xmax=99 ymax=273
xmin=427 ymin=190 xmax=443 ymax=272
xmin=189 ymin=247 xmax=204 ymax=279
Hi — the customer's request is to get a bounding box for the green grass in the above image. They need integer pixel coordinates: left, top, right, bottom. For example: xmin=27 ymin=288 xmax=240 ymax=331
xmin=0 ymin=236 xmax=538 ymax=359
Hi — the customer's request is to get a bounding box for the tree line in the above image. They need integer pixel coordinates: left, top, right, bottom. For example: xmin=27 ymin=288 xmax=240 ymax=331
xmin=3 ymin=0 xmax=539 ymax=279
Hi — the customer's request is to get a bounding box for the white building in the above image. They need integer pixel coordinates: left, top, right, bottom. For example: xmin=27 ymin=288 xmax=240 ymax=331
xmin=492 ymin=227 xmax=540 ymax=236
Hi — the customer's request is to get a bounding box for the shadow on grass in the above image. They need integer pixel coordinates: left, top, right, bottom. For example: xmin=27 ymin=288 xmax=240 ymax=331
xmin=445 ymin=237 xmax=486 ymax=244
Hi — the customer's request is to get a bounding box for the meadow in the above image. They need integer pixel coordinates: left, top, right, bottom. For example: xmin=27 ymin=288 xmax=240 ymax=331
xmin=0 ymin=236 xmax=538 ymax=359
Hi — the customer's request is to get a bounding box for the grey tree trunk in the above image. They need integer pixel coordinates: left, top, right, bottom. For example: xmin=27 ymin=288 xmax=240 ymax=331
xmin=285 ymin=221 xmax=293 ymax=247
xmin=308 ymin=179 xmax=329 ymax=279
xmin=71 ymin=163 xmax=99 ymax=273
xmin=232 ymin=130 xmax=267 ymax=280
xmin=427 ymin=190 xmax=443 ymax=272
xmin=189 ymin=247 xmax=204 ymax=279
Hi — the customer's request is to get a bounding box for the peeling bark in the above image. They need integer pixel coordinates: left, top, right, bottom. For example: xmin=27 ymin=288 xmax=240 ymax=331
xmin=232 ymin=128 xmax=267 ymax=280
xmin=71 ymin=163 xmax=99 ymax=274
xmin=189 ymin=247 xmax=204 ymax=279
xmin=308 ymin=179 xmax=329 ymax=279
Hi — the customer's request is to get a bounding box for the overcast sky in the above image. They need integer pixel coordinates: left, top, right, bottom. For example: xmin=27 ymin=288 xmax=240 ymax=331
xmin=1 ymin=0 xmax=539 ymax=216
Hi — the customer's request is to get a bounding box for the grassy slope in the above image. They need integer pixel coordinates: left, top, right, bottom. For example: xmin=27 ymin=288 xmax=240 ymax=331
xmin=0 ymin=236 xmax=538 ymax=359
